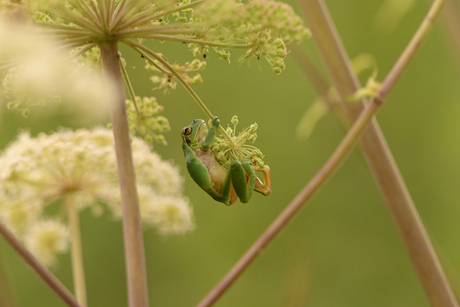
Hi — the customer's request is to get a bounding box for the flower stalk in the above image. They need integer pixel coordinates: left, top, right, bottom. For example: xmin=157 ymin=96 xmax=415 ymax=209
xmin=66 ymin=195 xmax=87 ymax=307
xmin=0 ymin=221 xmax=79 ymax=307
xmin=301 ymin=0 xmax=457 ymax=306
xmin=196 ymin=0 xmax=454 ymax=306
xmin=99 ymin=41 xmax=149 ymax=307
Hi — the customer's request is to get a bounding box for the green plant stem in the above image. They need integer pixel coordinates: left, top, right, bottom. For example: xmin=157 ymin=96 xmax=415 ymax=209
xmin=301 ymin=0 xmax=457 ymax=306
xmin=122 ymin=39 xmax=235 ymax=144
xmin=0 ymin=221 xmax=79 ymax=307
xmin=65 ymin=195 xmax=87 ymax=307
xmin=99 ymin=41 xmax=149 ymax=307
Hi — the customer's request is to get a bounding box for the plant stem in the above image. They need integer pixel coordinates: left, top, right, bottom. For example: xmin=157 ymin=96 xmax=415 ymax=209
xmin=99 ymin=41 xmax=149 ymax=307
xmin=301 ymin=0 xmax=457 ymax=306
xmin=0 ymin=221 xmax=79 ymax=307
xmin=65 ymin=195 xmax=87 ymax=307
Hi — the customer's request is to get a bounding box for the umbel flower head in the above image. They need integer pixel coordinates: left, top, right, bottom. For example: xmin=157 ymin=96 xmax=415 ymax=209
xmin=0 ymin=127 xmax=194 ymax=266
xmin=212 ymin=115 xmax=266 ymax=169
xmin=2 ymin=0 xmax=309 ymax=74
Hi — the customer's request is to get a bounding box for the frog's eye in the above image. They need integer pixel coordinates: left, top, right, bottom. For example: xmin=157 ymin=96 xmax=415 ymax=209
xmin=182 ymin=127 xmax=192 ymax=136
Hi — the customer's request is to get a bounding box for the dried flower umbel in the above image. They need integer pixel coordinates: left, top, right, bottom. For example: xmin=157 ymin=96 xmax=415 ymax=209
xmin=0 ymin=128 xmax=194 ymax=266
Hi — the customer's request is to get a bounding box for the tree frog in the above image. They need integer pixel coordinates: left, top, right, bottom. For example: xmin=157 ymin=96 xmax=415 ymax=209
xmin=181 ymin=116 xmax=272 ymax=205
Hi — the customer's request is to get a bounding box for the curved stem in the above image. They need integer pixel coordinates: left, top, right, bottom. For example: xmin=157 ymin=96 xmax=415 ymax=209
xmin=0 ymin=221 xmax=80 ymax=307
xmin=99 ymin=41 xmax=149 ymax=307
xmin=66 ymin=195 xmax=87 ymax=307
xmin=123 ymin=39 xmax=234 ymax=144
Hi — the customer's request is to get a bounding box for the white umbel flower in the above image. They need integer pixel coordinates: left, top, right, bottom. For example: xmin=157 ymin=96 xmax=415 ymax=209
xmin=0 ymin=127 xmax=194 ymax=266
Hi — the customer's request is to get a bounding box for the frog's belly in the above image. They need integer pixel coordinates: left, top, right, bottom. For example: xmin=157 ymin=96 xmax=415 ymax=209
xmin=195 ymin=150 xmax=227 ymax=193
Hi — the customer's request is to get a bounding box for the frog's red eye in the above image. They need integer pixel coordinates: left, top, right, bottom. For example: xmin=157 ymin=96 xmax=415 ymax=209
xmin=182 ymin=127 xmax=192 ymax=136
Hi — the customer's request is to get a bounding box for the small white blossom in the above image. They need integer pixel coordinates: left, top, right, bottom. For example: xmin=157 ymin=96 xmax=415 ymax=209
xmin=24 ymin=220 xmax=70 ymax=268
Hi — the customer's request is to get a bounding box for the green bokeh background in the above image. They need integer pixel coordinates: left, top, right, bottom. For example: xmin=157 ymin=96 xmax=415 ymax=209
xmin=1 ymin=1 xmax=460 ymax=306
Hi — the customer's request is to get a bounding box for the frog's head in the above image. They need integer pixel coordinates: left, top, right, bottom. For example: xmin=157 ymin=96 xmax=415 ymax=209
xmin=182 ymin=119 xmax=208 ymax=151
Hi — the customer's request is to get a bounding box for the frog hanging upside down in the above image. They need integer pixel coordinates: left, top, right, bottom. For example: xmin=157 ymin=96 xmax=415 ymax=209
xmin=181 ymin=116 xmax=271 ymax=206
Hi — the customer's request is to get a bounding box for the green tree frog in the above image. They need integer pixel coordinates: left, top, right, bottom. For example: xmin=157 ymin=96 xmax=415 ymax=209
xmin=181 ymin=116 xmax=272 ymax=205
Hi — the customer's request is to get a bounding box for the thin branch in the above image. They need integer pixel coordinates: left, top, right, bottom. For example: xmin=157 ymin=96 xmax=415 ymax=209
xmin=0 ymin=221 xmax=80 ymax=307
xmin=196 ymin=0 xmax=455 ymax=306
xmin=99 ymin=41 xmax=149 ymax=307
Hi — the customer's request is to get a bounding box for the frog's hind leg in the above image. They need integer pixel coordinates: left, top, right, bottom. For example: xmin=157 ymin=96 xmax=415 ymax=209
xmin=254 ymin=165 xmax=272 ymax=196
xmin=229 ymin=157 xmax=256 ymax=203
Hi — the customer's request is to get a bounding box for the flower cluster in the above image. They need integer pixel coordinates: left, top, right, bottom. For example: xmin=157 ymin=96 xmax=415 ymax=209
xmin=0 ymin=21 xmax=113 ymax=118
xmin=126 ymin=96 xmax=171 ymax=145
xmin=9 ymin=0 xmax=309 ymax=76
xmin=212 ymin=116 xmax=266 ymax=169
xmin=0 ymin=128 xmax=194 ymax=266
xmin=146 ymin=57 xmax=206 ymax=93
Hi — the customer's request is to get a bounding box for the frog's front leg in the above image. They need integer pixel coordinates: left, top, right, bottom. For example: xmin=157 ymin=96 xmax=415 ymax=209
xmin=201 ymin=116 xmax=220 ymax=150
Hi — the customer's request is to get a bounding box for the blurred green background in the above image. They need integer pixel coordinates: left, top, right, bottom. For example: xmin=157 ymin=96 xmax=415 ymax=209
xmin=1 ymin=0 xmax=460 ymax=306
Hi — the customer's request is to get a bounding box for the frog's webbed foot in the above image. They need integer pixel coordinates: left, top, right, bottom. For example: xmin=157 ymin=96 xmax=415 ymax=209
xmin=202 ymin=116 xmax=220 ymax=150
xmin=253 ymin=164 xmax=272 ymax=196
